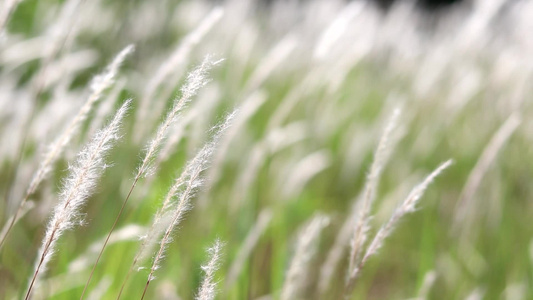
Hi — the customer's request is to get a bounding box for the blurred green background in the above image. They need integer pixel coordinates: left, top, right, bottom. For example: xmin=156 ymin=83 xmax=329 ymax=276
xmin=1 ymin=0 xmax=533 ymax=299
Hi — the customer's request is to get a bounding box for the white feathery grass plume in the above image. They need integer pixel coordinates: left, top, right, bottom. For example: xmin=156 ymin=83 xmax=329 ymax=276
xmin=89 ymin=45 xmax=135 ymax=99
xmin=116 ymin=161 xmax=197 ymax=300
xmin=139 ymin=56 xmax=222 ymax=179
xmin=348 ymin=108 xmax=400 ymax=275
xmin=81 ymin=56 xmax=221 ymax=299
xmin=25 ymin=100 xmax=131 ymax=300
xmin=116 ymin=144 xmax=214 ymax=299
xmin=345 ymin=160 xmax=452 ymax=297
xmin=134 ymin=111 xmax=235 ymax=300
xmin=135 ymin=7 xmax=224 ymax=141
xmin=145 ymin=7 xmax=223 ymax=98
xmin=453 ymin=113 xmax=520 ymax=232
xmin=136 ymin=83 xmax=219 ymax=205
xmin=116 ymin=112 xmax=235 ymax=300
xmin=226 ymin=209 xmax=272 ymax=288
xmin=281 ymin=214 xmax=329 ymax=300
xmin=139 ymin=139 xmax=213 ymax=300
xmin=0 ymin=45 xmax=134 ymax=251
xmin=363 ymin=160 xmax=452 ymax=260
xmin=137 ymin=133 xmax=226 ymax=263
xmin=196 ymin=239 xmax=225 ymax=300
xmin=160 ymin=109 xmax=235 ymax=237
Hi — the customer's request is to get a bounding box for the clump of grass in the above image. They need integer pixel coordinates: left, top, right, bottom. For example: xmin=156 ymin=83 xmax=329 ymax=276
xmin=80 ymin=56 xmax=222 ymax=299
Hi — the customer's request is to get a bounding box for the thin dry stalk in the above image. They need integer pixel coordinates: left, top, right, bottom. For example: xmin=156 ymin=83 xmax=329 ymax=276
xmin=25 ymin=100 xmax=130 ymax=300
xmin=0 ymin=45 xmax=133 ymax=250
xmin=81 ymin=56 xmax=220 ymax=299
xmin=344 ymin=160 xmax=452 ymax=298
xmin=196 ymin=239 xmax=225 ymax=300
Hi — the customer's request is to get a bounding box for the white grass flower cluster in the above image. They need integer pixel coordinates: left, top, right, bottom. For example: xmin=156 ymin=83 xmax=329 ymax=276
xmin=139 ymin=110 xmax=236 ymax=267
xmin=140 ymin=56 xmax=222 ymax=178
xmin=30 ymin=45 xmax=134 ymax=196
xmin=89 ymin=45 xmax=135 ymax=97
xmin=196 ymin=239 xmax=225 ymax=300
xmin=348 ymin=108 xmax=401 ymax=273
xmin=139 ymin=111 xmax=235 ymax=299
xmin=135 ymin=7 xmax=224 ymax=138
xmin=345 ymin=159 xmax=453 ymax=296
xmin=25 ymin=100 xmax=131 ymax=299
xmin=80 ymin=56 xmax=223 ymax=299
xmin=316 ymin=108 xmax=402 ymax=295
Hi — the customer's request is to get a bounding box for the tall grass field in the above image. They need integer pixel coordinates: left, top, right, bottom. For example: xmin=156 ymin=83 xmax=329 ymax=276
xmin=0 ymin=0 xmax=532 ymax=299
